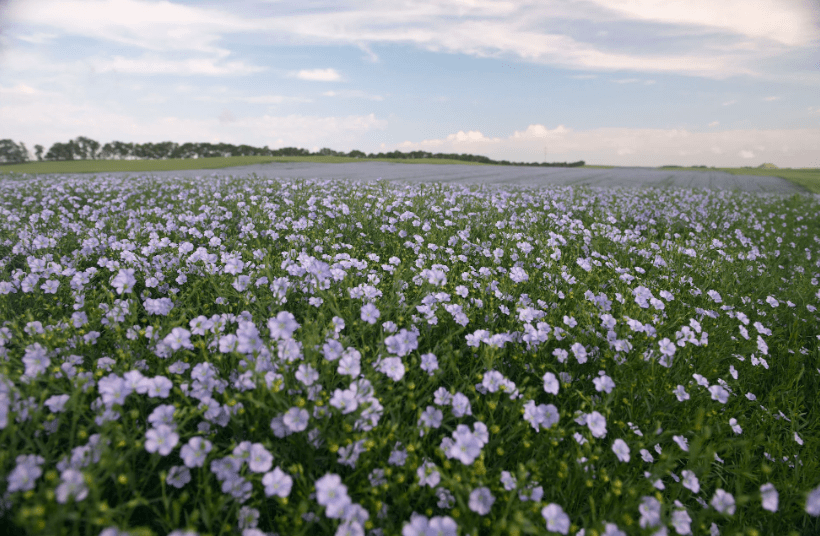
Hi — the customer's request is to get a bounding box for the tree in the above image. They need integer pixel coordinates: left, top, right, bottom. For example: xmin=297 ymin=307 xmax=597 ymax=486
xmin=73 ymin=136 xmax=101 ymax=160
xmin=34 ymin=144 xmax=44 ymax=161
xmin=347 ymin=150 xmax=366 ymax=158
xmin=0 ymin=139 xmax=28 ymax=164
xmin=0 ymin=139 xmax=30 ymax=164
xmin=44 ymin=141 xmax=80 ymax=161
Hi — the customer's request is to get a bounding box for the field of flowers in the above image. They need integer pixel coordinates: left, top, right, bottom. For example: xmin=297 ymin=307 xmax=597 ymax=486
xmin=0 ymin=172 xmax=819 ymax=536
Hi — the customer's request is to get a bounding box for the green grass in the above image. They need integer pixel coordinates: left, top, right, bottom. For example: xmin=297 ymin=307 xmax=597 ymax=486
xmin=0 ymin=155 xmax=497 ymax=175
xmin=0 ymin=155 xmax=611 ymax=176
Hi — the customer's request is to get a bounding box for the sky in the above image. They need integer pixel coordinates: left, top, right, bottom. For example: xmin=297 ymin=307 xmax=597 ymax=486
xmin=0 ymin=0 xmax=819 ymax=168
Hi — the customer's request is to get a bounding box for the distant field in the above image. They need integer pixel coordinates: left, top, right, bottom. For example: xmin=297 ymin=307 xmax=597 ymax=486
xmin=661 ymin=166 xmax=820 ymax=194
xmin=2 ymin=157 xmax=818 ymax=193
xmin=0 ymin=155 xmax=610 ymax=175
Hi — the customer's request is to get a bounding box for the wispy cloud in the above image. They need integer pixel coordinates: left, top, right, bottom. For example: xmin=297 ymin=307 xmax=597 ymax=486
xmin=323 ymin=89 xmax=382 ymax=101
xmin=390 ymin=123 xmax=820 ymax=167
xmin=291 ymin=68 xmax=342 ymax=82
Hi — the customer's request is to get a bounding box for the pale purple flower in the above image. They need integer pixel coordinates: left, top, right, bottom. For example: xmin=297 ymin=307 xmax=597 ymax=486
xmin=468 ymin=487 xmax=495 ymax=515
xmin=804 ymin=484 xmax=820 ymax=516
xmin=315 ymin=473 xmax=351 ymax=516
xmin=711 ymin=489 xmax=736 ymax=515
xmin=111 ymin=268 xmax=136 ymax=294
xmin=673 ymin=435 xmax=689 ymax=452
xmin=41 ymin=279 xmax=59 ymax=294
xmin=337 ymin=352 xmax=361 ymax=377
xmin=146 ymin=376 xmax=173 ymax=398
xmin=593 ymin=374 xmax=616 ymax=394
xmin=543 ymin=372 xmax=559 ymax=395
xmin=180 ymin=437 xmax=212 ymax=468
xmin=451 ymin=392 xmax=472 ymax=417
xmin=268 ymin=311 xmax=300 ymax=340
xmin=586 ymin=411 xmax=607 ymax=438
xmin=658 ymin=338 xmax=676 ymax=357
xmin=417 ymin=460 xmax=440 ymax=488
xmin=163 ymin=327 xmax=193 ymax=351
xmin=541 ymin=503 xmax=570 ymax=534
xmin=681 ymin=470 xmax=700 ymax=493
xmin=145 ymin=424 xmax=179 ymax=456
xmin=262 ymin=467 xmax=293 ymax=498
xmin=638 ymin=496 xmax=661 ymax=528
xmin=571 ymin=342 xmax=587 ymax=364
xmin=673 ymin=385 xmax=690 ymax=402
xmin=283 ymin=407 xmax=309 ymax=432
xmin=22 ymin=343 xmax=50 ymax=379
xmin=360 ymin=303 xmax=380 ymax=325
xmin=671 ymin=507 xmax=692 ymax=535
xmin=612 ymin=438 xmax=630 ymax=462
xmin=447 ymin=425 xmax=483 ymax=465
xmin=708 ymin=385 xmax=729 ymax=404
xmin=56 ymin=469 xmax=89 ymax=503
xmin=420 ymin=353 xmax=439 ymax=375
xmin=418 ymin=406 xmax=443 ymax=432
xmin=166 ymin=465 xmax=191 ymax=488
xmin=295 ymin=363 xmax=319 ymax=386
xmin=760 ymin=483 xmax=778 ymax=512
xmin=248 ymin=443 xmax=273 ymax=473
xmin=330 ymin=388 xmax=359 ymax=414
xmin=45 ymin=394 xmax=71 ymax=413
xmin=379 ymin=356 xmax=406 ymax=381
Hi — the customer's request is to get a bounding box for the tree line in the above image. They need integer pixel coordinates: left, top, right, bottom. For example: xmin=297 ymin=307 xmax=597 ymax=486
xmin=0 ymin=137 xmax=585 ymax=167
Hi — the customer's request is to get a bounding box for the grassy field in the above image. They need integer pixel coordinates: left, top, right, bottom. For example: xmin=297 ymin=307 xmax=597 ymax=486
xmin=2 ymin=157 xmax=819 ymax=193
xmin=0 ymin=155 xmax=607 ymax=176
xmin=0 ymin=173 xmax=818 ymax=535
xmin=0 ymin=156 xmax=491 ymax=175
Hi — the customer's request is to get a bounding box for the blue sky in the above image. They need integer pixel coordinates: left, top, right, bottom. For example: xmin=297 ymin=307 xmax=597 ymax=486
xmin=1 ymin=0 xmax=819 ymax=167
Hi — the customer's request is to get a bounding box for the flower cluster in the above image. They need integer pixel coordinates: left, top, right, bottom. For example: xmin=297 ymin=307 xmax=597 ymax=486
xmin=0 ymin=174 xmax=819 ymax=535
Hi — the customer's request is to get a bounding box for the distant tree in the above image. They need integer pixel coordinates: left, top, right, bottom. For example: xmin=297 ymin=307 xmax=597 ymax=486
xmin=347 ymin=150 xmax=366 ymax=158
xmin=44 ymin=141 xmax=79 ymax=161
xmin=73 ymin=136 xmax=101 ymax=159
xmin=34 ymin=144 xmax=44 ymax=161
xmin=101 ymin=141 xmax=135 ymax=160
xmin=0 ymin=139 xmax=30 ymax=164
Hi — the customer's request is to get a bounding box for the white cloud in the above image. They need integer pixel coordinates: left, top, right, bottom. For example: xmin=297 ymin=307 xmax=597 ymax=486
xmin=588 ymin=0 xmax=819 ymax=47
xmin=89 ymin=54 xmax=267 ymax=76
xmin=708 ymin=121 xmax=720 ymax=127
xmin=322 ymin=89 xmax=383 ymax=101
xmin=447 ymin=130 xmax=498 ymax=143
xmin=1 ymin=91 xmax=388 ymax=152
xmin=763 ymin=96 xmax=780 ymax=101
xmin=6 ymin=0 xmax=819 ymax=84
xmin=387 ymin=123 xmax=820 ymax=167
xmin=10 ymin=32 xmax=60 ymax=45
xmin=722 ymin=100 xmax=737 ymax=106
xmin=291 ymin=68 xmax=342 ymax=82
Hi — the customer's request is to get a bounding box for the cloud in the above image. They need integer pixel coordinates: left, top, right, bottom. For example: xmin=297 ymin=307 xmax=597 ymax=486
xmin=1 ymin=91 xmax=388 ymax=152
xmin=291 ymin=68 xmax=342 ymax=82
xmin=587 ymin=0 xmax=819 ymax=47
xmin=218 ymin=109 xmax=236 ymax=124
xmin=722 ymin=100 xmax=737 ymax=106
xmin=5 ymin=0 xmax=819 ymax=84
xmin=322 ymin=89 xmax=383 ymax=101
xmin=89 ymin=53 xmax=267 ymax=76
xmin=387 ymin=123 xmax=820 ymax=167
xmin=763 ymin=96 xmax=780 ymax=101
xmin=708 ymin=121 xmax=720 ymax=127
